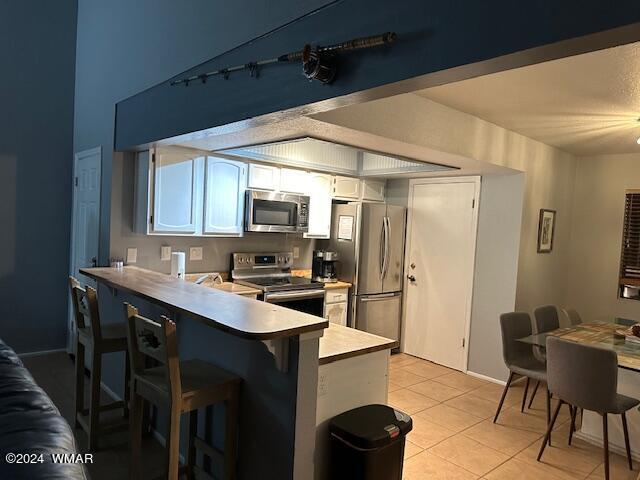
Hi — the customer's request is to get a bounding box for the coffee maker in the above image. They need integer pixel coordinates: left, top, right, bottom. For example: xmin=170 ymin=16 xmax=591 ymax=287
xmin=312 ymin=250 xmax=339 ymax=283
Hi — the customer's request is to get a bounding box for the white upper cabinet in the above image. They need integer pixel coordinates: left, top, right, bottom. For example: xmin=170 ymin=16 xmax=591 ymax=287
xmin=203 ymin=157 xmax=246 ymax=236
xmin=361 ymin=179 xmax=386 ymax=202
xmin=279 ymin=168 xmax=309 ymax=194
xmin=247 ymin=163 xmax=280 ymax=191
xmin=305 ymin=172 xmax=332 ymax=239
xmin=332 ymin=175 xmax=360 ymax=199
xmin=151 ymin=149 xmax=201 ymax=234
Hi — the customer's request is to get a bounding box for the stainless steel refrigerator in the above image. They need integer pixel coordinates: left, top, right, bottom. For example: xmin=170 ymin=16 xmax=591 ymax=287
xmin=327 ymin=203 xmax=406 ymax=341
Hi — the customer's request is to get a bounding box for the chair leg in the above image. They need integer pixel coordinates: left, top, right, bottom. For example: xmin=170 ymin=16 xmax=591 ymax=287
xmin=165 ymin=404 xmax=181 ymax=480
xmin=129 ymin=391 xmax=144 ymax=480
xmin=622 ymin=412 xmax=633 ymax=471
xmin=568 ymin=406 xmax=576 ymax=445
xmin=602 ymin=413 xmax=610 ymax=480
xmin=537 ymin=399 xmax=563 ymax=462
xmin=88 ymin=349 xmax=102 ymax=451
xmin=546 ymin=386 xmax=552 ymax=446
xmin=186 ymin=410 xmax=198 ymax=479
xmin=493 ymin=371 xmax=514 ymax=423
xmin=224 ymin=390 xmax=240 ymax=480
xmin=528 ymin=380 xmax=540 ymax=409
xmin=521 ymin=377 xmax=530 ymax=413
xmin=74 ymin=341 xmax=85 ymax=429
xmin=123 ymin=351 xmax=130 ymax=418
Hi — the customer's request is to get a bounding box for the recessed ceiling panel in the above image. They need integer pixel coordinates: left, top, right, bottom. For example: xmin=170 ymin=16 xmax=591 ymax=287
xmin=219 ymin=137 xmax=456 ymax=176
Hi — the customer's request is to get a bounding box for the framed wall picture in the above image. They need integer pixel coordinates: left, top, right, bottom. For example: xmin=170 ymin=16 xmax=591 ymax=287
xmin=537 ymin=209 xmax=556 ymax=253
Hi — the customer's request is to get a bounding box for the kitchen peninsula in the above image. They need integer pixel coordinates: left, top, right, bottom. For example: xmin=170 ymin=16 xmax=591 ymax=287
xmin=80 ymin=266 xmax=395 ymax=480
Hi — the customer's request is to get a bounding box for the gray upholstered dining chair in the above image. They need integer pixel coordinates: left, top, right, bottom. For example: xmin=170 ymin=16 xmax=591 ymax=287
xmin=562 ymin=308 xmax=582 ymax=326
xmin=527 ymin=305 xmax=562 ymax=408
xmin=495 ymin=312 xmax=551 ymax=439
xmin=538 ymin=337 xmax=638 ymax=480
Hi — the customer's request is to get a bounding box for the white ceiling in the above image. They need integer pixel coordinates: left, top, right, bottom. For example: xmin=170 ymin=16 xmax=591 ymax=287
xmin=418 ymin=42 xmax=640 ymax=157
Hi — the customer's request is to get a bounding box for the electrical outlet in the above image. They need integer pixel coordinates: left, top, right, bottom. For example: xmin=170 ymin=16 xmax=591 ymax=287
xmin=293 ymin=246 xmax=300 ymax=259
xmin=318 ymin=371 xmax=329 ymax=397
xmin=189 ymin=247 xmax=203 ymax=261
xmin=160 ymin=246 xmax=172 ymax=261
xmin=126 ymin=248 xmax=137 ymax=264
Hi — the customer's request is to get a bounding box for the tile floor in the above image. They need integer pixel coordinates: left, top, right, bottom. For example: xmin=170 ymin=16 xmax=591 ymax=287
xmin=391 ymin=353 xmax=640 ymax=480
xmin=20 ymin=351 xmax=640 ymax=479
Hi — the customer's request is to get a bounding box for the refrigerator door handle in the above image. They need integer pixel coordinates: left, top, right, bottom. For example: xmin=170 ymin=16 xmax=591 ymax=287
xmin=379 ymin=219 xmax=386 ymax=280
xmin=382 ymin=216 xmax=391 ymax=280
xmin=360 ymin=292 xmax=399 ymax=302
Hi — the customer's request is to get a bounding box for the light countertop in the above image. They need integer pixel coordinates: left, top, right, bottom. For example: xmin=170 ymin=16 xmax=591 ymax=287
xmin=80 ymin=266 xmax=328 ymax=340
xmin=291 ymin=269 xmax=352 ymax=290
xmin=319 ymin=323 xmax=397 ymax=365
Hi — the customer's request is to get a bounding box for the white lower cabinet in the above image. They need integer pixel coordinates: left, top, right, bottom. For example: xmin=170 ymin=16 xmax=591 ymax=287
xmin=324 ymin=288 xmax=349 ymax=326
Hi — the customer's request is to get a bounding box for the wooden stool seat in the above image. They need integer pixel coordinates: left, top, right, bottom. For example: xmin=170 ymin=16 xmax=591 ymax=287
xmin=69 ymin=276 xmax=130 ymax=452
xmin=125 ymin=304 xmax=241 ymax=480
xmin=138 ymin=359 xmax=240 ymax=412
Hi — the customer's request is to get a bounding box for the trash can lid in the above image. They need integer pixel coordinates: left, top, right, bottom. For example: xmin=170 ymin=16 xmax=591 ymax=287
xmin=329 ymin=404 xmax=413 ymax=450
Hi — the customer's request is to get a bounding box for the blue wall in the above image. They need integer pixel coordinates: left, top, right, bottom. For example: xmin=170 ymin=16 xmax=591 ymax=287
xmin=73 ymin=0 xmax=334 ymax=264
xmin=0 ymin=0 xmax=77 ymax=353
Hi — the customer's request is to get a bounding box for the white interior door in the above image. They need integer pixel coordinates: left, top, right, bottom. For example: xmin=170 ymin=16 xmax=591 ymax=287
xmin=403 ymin=178 xmax=479 ymax=371
xmin=69 ymin=147 xmax=102 ymax=351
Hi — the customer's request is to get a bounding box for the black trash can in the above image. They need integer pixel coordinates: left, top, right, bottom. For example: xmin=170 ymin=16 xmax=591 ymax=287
xmin=329 ymin=404 xmax=413 ymax=480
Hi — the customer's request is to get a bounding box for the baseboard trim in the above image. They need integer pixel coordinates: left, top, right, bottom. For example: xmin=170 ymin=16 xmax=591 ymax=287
xmin=18 ymin=348 xmax=67 ymax=359
xmin=574 ymin=430 xmax=640 ymax=462
xmin=465 ymin=370 xmax=506 ymax=386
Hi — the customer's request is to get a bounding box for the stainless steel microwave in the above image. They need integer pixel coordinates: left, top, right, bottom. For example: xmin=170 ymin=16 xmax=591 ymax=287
xmin=245 ymin=190 xmax=310 ymax=233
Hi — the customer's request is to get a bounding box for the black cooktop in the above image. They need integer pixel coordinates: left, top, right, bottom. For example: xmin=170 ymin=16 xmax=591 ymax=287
xmin=236 ymin=276 xmax=324 ymax=292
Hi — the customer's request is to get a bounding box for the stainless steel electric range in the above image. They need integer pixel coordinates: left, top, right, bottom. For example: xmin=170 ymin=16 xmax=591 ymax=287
xmin=231 ymin=252 xmax=326 ymax=317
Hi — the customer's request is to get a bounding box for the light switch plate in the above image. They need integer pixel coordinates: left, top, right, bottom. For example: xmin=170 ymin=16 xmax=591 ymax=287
xmin=293 ymin=246 xmax=300 ymax=259
xmin=160 ymin=246 xmax=172 ymax=261
xmin=189 ymin=247 xmax=203 ymax=261
xmin=126 ymin=248 xmax=137 ymax=264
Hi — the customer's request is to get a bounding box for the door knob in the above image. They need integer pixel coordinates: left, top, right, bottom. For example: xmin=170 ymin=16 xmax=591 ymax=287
xmin=410 ymin=263 xmax=416 ymax=269
xmin=407 ymin=275 xmax=416 ymax=282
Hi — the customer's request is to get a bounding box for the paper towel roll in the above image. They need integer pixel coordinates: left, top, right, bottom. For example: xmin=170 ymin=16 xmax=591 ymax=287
xmin=171 ymin=252 xmax=186 ymax=279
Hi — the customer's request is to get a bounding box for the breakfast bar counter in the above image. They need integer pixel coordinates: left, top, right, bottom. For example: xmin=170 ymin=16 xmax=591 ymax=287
xmin=80 ymin=266 xmax=328 ymax=340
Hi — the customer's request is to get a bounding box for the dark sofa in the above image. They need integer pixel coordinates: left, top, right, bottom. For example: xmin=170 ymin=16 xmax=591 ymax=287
xmin=0 ymin=338 xmax=88 ymax=479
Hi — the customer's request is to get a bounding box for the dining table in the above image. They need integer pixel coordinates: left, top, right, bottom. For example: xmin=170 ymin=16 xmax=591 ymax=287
xmin=517 ymin=317 xmax=640 ymax=371
xmin=517 ymin=316 xmax=640 ymax=460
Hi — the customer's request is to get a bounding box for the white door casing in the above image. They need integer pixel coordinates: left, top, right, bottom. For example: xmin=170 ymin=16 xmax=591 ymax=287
xmin=68 ymin=147 xmax=102 ymax=352
xmin=402 ymin=176 xmax=480 ymax=372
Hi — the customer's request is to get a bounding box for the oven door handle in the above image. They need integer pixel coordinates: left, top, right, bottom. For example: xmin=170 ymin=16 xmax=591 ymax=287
xmin=264 ymin=289 xmax=326 ymax=301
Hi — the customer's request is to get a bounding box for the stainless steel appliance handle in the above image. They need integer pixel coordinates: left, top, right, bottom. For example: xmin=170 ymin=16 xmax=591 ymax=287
xmin=264 ymin=289 xmax=326 ymax=301
xmin=359 ymin=292 xmax=399 ymax=302
xmin=382 ymin=216 xmax=390 ymax=279
xmin=379 ymin=220 xmax=385 ymax=280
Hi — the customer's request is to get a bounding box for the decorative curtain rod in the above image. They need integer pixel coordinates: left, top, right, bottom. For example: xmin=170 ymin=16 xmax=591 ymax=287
xmin=170 ymin=31 xmax=397 ymax=86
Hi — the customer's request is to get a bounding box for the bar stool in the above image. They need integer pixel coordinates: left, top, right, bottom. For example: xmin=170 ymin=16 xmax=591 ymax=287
xmin=124 ymin=303 xmax=241 ymax=480
xmin=68 ymin=276 xmax=130 ymax=451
